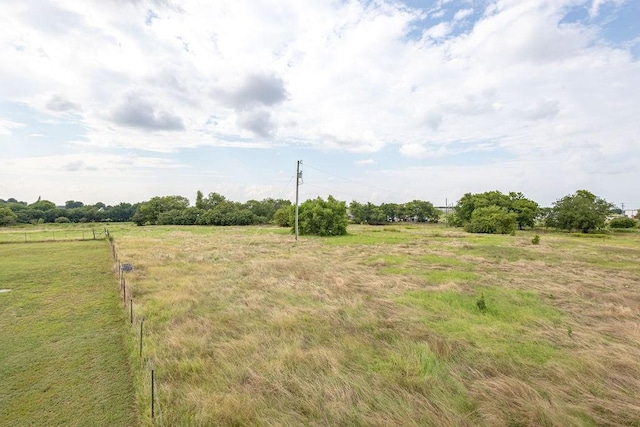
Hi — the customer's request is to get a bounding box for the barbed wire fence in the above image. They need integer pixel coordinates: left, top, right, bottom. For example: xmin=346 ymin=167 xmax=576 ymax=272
xmin=106 ymin=228 xmax=165 ymax=426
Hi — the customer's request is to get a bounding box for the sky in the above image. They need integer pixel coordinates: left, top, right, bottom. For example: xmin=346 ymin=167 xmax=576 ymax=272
xmin=1 ymin=0 xmax=639 ymax=208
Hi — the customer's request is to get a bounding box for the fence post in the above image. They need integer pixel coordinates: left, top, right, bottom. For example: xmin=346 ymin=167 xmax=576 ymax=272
xmin=151 ymin=361 xmax=155 ymax=420
xmin=130 ymin=298 xmax=133 ymax=324
xmin=139 ymin=318 xmax=144 ymax=359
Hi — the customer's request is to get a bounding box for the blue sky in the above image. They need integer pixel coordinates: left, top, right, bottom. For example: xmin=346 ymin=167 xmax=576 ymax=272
xmin=1 ymin=0 xmax=639 ymax=208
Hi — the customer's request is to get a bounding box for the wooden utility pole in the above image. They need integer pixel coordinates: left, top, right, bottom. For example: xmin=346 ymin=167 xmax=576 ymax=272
xmin=295 ymin=160 xmax=302 ymax=241
xmin=445 ymin=198 xmax=448 ymax=226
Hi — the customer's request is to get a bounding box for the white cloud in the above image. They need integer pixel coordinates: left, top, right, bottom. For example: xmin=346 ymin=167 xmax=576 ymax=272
xmin=453 ymin=8 xmax=474 ymax=21
xmin=0 ymin=119 xmax=24 ymax=135
xmin=423 ymin=22 xmax=451 ymax=39
xmin=0 ymin=0 xmax=638 ymax=206
xmin=355 ymin=159 xmax=376 ymax=166
xmin=589 ymin=0 xmax=624 ymax=18
xmin=2 ymin=153 xmax=184 ymax=174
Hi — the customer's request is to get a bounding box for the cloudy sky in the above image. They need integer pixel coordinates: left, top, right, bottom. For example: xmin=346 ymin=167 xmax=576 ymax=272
xmin=1 ymin=0 xmax=639 ymax=208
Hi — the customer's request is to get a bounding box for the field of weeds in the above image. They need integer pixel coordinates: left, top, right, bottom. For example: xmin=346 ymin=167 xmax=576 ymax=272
xmin=110 ymin=224 xmax=640 ymax=426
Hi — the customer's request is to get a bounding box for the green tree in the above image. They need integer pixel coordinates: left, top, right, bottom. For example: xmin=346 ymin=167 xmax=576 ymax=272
xmin=244 ymin=198 xmax=291 ymax=224
xmin=195 ymin=190 xmax=205 ymax=210
xmin=132 ymin=196 xmax=190 ymax=226
xmin=380 ymin=203 xmax=400 ymax=221
xmin=609 ymin=216 xmax=636 ymax=229
xmin=6 ymin=202 xmax=27 ymax=213
xmin=102 ymin=203 xmax=136 ymax=222
xmin=274 ymin=205 xmax=292 ymax=227
xmin=0 ymin=207 xmax=18 ymax=226
xmin=16 ymin=208 xmax=45 ymax=224
xmin=199 ymin=193 xmax=226 ymax=210
xmin=349 ymin=201 xmax=386 ymax=225
xmin=29 ymin=199 xmax=57 ymax=211
xmin=296 ymin=196 xmax=348 ymax=236
xmin=157 ymin=207 xmax=200 ymax=225
xmin=464 ymin=206 xmax=517 ymax=234
xmin=453 ymin=191 xmax=537 ymax=230
xmin=404 ymin=200 xmax=439 ymax=222
xmin=65 ymin=200 xmax=84 ymax=209
xmin=196 ymin=201 xmax=258 ymax=226
xmin=509 ymin=192 xmax=539 ymax=230
xmin=349 ymin=201 xmax=365 ymax=223
xmin=551 ymin=190 xmax=612 ymax=233
xmin=451 ymin=193 xmax=476 ymax=226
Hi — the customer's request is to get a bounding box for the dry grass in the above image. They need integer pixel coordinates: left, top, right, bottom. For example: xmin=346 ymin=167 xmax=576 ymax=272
xmin=113 ymin=224 xmax=640 ymax=426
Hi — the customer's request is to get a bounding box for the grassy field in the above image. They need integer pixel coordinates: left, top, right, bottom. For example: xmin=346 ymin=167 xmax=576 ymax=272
xmin=0 ymin=223 xmax=107 ymax=243
xmin=0 ymin=240 xmax=137 ymax=426
xmin=104 ymin=223 xmax=640 ymax=426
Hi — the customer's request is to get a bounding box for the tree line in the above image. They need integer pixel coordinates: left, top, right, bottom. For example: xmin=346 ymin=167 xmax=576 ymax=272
xmin=0 ymin=198 xmax=137 ymax=226
xmin=1 ymin=189 xmax=634 ymax=236
xmin=131 ymin=192 xmax=292 ymax=226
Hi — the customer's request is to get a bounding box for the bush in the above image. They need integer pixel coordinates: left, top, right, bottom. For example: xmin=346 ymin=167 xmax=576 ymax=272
xmin=464 ymin=206 xmax=517 ymax=234
xmin=274 ymin=206 xmax=292 ymax=227
xmin=55 ymin=216 xmax=71 ymax=223
xmin=296 ymin=196 xmax=348 ymax=236
xmin=531 ymin=234 xmax=540 ymax=245
xmin=609 ymin=216 xmax=636 ymax=229
xmin=0 ymin=207 xmax=18 ymax=226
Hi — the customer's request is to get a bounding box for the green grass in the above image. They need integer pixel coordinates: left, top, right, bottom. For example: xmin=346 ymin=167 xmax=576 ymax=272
xmin=0 ymin=223 xmax=108 ymax=243
xmin=398 ymin=287 xmax=563 ymax=366
xmin=5 ymin=222 xmax=640 ymax=425
xmin=0 ymin=241 xmax=137 ymax=426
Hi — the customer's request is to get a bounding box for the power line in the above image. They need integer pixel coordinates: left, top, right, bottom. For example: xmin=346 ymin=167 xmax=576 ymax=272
xmin=303 ymin=162 xmax=401 ymax=199
xmin=302 ymin=182 xmax=356 ymax=200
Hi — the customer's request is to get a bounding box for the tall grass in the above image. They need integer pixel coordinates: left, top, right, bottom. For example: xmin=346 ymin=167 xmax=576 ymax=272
xmin=111 ymin=224 xmax=640 ymax=426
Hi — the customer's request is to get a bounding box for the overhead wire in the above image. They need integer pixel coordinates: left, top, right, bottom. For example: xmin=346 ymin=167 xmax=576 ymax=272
xmin=302 ymin=162 xmax=410 ymax=203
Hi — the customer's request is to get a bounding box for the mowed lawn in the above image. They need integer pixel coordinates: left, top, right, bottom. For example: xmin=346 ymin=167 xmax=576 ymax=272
xmin=115 ymin=224 xmax=640 ymax=426
xmin=0 ymin=241 xmax=137 ymax=426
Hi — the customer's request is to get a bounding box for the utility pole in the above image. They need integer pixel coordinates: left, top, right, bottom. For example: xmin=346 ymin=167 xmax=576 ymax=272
xmin=295 ymin=160 xmax=303 ymax=241
xmin=445 ymin=198 xmax=448 ymax=227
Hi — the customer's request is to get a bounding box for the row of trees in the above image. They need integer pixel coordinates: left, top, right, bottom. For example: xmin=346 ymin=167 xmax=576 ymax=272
xmin=452 ymin=190 xmax=625 ymax=234
xmin=2 ymin=189 xmax=633 ymax=236
xmin=132 ymin=192 xmax=291 ymax=226
xmin=0 ymin=198 xmax=137 ymax=226
xmin=349 ymin=200 xmax=440 ymax=224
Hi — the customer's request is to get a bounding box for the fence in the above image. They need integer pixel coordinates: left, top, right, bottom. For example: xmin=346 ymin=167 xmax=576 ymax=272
xmin=0 ymin=228 xmax=105 ymax=244
xmin=106 ymin=229 xmax=164 ymax=426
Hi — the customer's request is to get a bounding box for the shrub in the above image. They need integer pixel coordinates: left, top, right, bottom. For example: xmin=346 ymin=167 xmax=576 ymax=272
xmin=296 ymin=196 xmax=348 ymax=236
xmin=464 ymin=206 xmax=517 ymax=234
xmin=55 ymin=216 xmax=71 ymax=223
xmin=532 ymin=234 xmax=540 ymax=245
xmin=0 ymin=207 xmax=18 ymax=226
xmin=274 ymin=206 xmax=292 ymax=227
xmin=609 ymin=216 xmax=636 ymax=229
xmin=476 ymin=294 xmax=487 ymax=312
